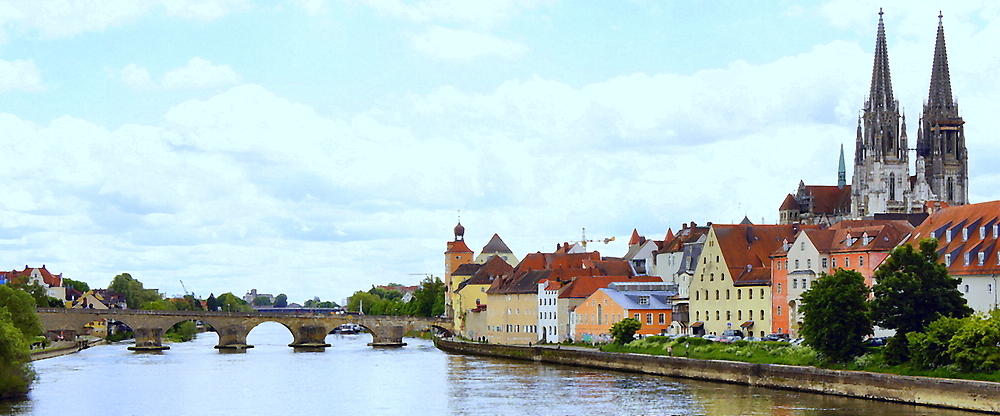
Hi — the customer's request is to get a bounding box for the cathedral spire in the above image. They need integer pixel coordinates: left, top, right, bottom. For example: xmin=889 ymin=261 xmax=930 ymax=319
xmin=868 ymin=8 xmax=894 ymax=112
xmin=926 ymin=11 xmax=955 ymax=114
xmin=838 ymin=144 xmax=846 ymax=189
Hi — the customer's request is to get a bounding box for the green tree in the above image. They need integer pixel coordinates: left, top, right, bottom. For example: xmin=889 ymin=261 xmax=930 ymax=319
xmin=411 ymin=276 xmax=445 ymax=317
xmin=0 ymin=285 xmax=44 ymax=338
xmin=109 ymin=273 xmax=162 ymax=309
xmin=870 ymin=239 xmax=973 ymax=362
xmin=216 ymin=293 xmax=254 ymax=312
xmin=164 ymin=320 xmax=199 ymax=343
xmin=62 ymin=278 xmax=90 ymax=294
xmin=206 ymin=293 xmax=219 ymax=311
xmin=947 ymin=310 xmax=1000 ymax=372
xmin=368 ymin=286 xmax=403 ymax=301
xmin=274 ymin=293 xmax=288 ymax=308
xmin=347 ymin=291 xmax=384 ymax=315
xmin=252 ymin=296 xmax=272 ymax=306
xmin=609 ymin=317 xmax=642 ymax=345
xmin=799 ymin=269 xmax=872 ymax=362
xmin=0 ymin=309 xmax=35 ymax=399
xmin=9 ymin=282 xmax=62 ymax=307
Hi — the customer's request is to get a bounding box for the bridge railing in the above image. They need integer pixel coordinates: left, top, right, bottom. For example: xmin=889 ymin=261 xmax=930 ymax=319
xmin=34 ymin=308 xmax=451 ymax=324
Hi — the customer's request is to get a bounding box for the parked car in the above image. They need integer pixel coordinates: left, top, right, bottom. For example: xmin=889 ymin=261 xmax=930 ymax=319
xmin=765 ymin=333 xmax=790 ymax=342
xmin=719 ymin=335 xmax=743 ymax=343
xmin=702 ymin=334 xmax=721 ymax=342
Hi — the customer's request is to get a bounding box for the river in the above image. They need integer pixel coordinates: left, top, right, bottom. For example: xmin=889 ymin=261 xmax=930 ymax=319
xmin=0 ymin=323 xmax=985 ymax=415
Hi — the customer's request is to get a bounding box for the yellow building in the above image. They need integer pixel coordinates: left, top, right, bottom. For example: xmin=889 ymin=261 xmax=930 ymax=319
xmin=452 ymin=255 xmax=513 ymax=337
xmin=688 ymin=222 xmax=806 ymax=337
xmin=444 ymin=222 xmax=474 ymax=319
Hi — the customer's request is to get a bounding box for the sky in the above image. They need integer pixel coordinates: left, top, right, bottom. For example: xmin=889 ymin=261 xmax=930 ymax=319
xmin=2 ymin=0 xmax=999 ymax=305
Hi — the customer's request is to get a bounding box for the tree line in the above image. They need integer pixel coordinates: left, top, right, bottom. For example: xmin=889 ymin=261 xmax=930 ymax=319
xmin=346 ymin=276 xmax=445 ymax=317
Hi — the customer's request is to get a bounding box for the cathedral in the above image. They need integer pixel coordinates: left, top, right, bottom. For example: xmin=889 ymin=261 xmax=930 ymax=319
xmin=851 ymin=10 xmax=968 ymax=218
xmin=783 ymin=10 xmax=969 ymax=224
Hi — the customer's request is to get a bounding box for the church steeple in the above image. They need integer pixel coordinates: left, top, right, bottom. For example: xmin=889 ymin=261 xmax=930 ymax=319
xmin=868 ymin=9 xmax=895 ymax=114
xmin=838 ymin=144 xmax=846 ymax=189
xmin=917 ymin=12 xmax=968 ymax=205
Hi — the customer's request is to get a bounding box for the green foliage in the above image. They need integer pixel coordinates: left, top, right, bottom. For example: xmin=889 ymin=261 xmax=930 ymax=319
xmin=603 ymin=336 xmax=819 ymax=366
xmin=106 ymin=330 xmax=133 ymax=342
xmin=947 ymin=311 xmax=1000 ymax=373
xmin=412 ymin=276 xmax=445 ymax=317
xmin=216 ymin=293 xmax=254 ymax=312
xmin=346 ymin=277 xmax=443 ymax=317
xmin=0 ymin=309 xmax=35 ymax=399
xmin=870 ymin=239 xmax=972 ymax=362
xmin=109 ymin=273 xmax=163 ymax=309
xmin=8 ymin=283 xmax=60 ymax=307
xmin=799 ymin=269 xmax=872 ymax=362
xmin=62 ymin=278 xmax=90 ymax=293
xmin=163 ymin=321 xmax=199 ymax=343
xmin=906 ymin=316 xmax=964 ymax=369
xmin=609 ymin=317 xmax=642 ymax=345
xmin=252 ymin=296 xmax=272 ymax=306
xmin=273 ymin=293 xmax=288 ymax=308
xmin=0 ymin=285 xmax=43 ymax=338
xmin=368 ymin=286 xmax=403 ymax=301
xmin=206 ymin=293 xmax=219 ymax=311
xmin=304 ymin=297 xmax=339 ymax=308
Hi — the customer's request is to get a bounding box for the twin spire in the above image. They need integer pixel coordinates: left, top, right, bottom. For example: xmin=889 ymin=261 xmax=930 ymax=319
xmin=868 ymin=8 xmax=895 ymax=113
xmin=927 ymin=11 xmax=955 ymax=113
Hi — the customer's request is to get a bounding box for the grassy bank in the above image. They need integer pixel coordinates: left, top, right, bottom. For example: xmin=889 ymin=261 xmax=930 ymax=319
xmin=601 ymin=336 xmax=1000 ymax=383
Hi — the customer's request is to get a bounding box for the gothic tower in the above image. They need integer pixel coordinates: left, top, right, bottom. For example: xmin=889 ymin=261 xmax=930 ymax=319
xmin=852 ymin=9 xmax=910 ymax=217
xmin=917 ymin=13 xmax=969 ymax=205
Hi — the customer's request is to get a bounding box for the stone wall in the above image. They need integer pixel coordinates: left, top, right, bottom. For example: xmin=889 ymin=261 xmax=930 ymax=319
xmin=435 ymin=339 xmax=1000 ymax=414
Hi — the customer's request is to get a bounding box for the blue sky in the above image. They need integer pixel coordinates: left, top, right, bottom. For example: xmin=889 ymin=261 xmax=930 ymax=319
xmin=2 ymin=0 xmax=999 ymax=304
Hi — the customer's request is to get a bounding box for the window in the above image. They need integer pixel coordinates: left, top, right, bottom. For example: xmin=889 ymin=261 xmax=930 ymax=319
xmin=638 ymin=296 xmax=650 ymax=305
xmin=715 ymin=311 xmax=720 ymax=320
xmin=710 ymin=273 xmax=714 ymax=281
xmin=964 ymin=253 xmax=970 ymax=266
xmin=947 ymin=229 xmax=953 ymax=243
xmin=716 ymin=255 xmax=720 ymax=262
xmin=696 ymin=311 xmax=700 ymax=320
xmin=795 ymin=259 xmax=800 ymax=269
xmin=981 ymin=226 xmax=986 ymax=240
xmin=807 ymin=259 xmax=812 ymax=269
xmin=726 ymin=289 xmax=730 ymax=300
xmin=726 ymin=311 xmax=731 ymax=320
xmin=749 ymin=290 xmax=753 ymax=300
xmin=761 ymin=310 xmax=765 ymax=319
xmin=995 ymin=225 xmax=999 ymax=239
xmin=800 ymin=242 xmax=805 ymax=251
xmin=700 ymin=274 xmax=704 ymax=281
xmin=777 ymin=306 xmax=782 ymax=315
xmin=784 ymin=260 xmax=789 ymax=269
xmin=822 ymin=258 xmax=828 ymax=268
xmin=776 ymin=284 xmax=781 ymax=294
xmin=749 ymin=310 xmax=754 ymax=320
xmin=777 ymin=261 xmax=781 ymax=270
xmin=738 ymin=310 xmax=743 ymax=320
xmin=845 ymin=257 xmax=850 ymax=268
xmin=979 ymin=252 xmax=985 ymax=266
xmin=832 ymin=258 xmax=837 ymax=269
xmin=859 ymin=256 xmax=864 ymax=267
xmin=695 ymin=291 xmax=700 ymax=300
xmin=760 ymin=289 xmax=765 ymax=298
xmin=964 ymin=284 xmax=970 ymax=293
xmin=945 ymin=253 xmax=952 ymax=265
xmin=634 ymin=313 xmax=640 ymax=321
xmin=803 ymin=279 xmax=808 ymax=289
xmin=738 ymin=289 xmax=742 ymax=299
xmin=658 ymin=313 xmax=666 ymax=325
xmin=989 ymin=284 xmax=994 ymax=293
xmin=715 ymin=290 xmax=720 ymax=300
xmin=646 ymin=313 xmax=653 ymax=325
xmin=793 ymin=279 xmax=798 ymax=289
xmin=721 ymin=273 xmax=725 ymax=281
xmin=963 ymin=227 xmax=969 ymax=241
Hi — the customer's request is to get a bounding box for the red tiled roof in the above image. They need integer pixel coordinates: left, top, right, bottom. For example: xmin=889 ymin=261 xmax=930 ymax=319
xmin=779 ymin=194 xmax=800 ymax=211
xmin=446 ymin=240 xmax=473 ymax=253
xmin=714 ymin=224 xmax=814 ymax=286
xmin=906 ymin=200 xmax=1000 ymax=276
xmin=558 ymin=275 xmax=663 ymax=299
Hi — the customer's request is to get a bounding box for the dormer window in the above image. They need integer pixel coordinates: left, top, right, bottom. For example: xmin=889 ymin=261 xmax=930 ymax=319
xmin=638 ymin=296 xmax=650 ymax=305
xmin=947 ymin=229 xmax=953 ymax=243
xmin=962 ymin=228 xmax=968 ymax=242
xmin=978 ymin=252 xmax=985 ymax=266
xmin=980 ymin=227 xmax=986 ymax=240
xmin=964 ymin=253 xmax=970 ymax=266
xmin=945 ymin=254 xmax=951 ymax=265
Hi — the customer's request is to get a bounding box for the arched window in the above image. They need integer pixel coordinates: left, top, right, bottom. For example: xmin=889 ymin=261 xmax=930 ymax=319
xmin=695 ymin=291 xmax=699 ymax=300
xmin=715 ymin=290 xmax=720 ymax=300
xmin=726 ymin=289 xmax=730 ymax=300
xmin=777 ymin=306 xmax=782 ymax=316
xmin=597 ymin=304 xmax=602 ymax=325
xmin=947 ymin=177 xmax=955 ymax=201
xmin=889 ymin=172 xmax=896 ymax=201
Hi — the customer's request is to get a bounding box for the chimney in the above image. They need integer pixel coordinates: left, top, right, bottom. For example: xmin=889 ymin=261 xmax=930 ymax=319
xmin=706 ymin=222 xmax=712 ymax=227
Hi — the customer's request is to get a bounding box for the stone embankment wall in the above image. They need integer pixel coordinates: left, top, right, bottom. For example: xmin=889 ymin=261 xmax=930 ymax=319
xmin=435 ymin=339 xmax=1000 ymax=414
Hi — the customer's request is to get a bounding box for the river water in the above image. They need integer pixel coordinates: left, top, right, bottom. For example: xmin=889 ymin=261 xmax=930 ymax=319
xmin=1 ymin=323 xmax=985 ymax=416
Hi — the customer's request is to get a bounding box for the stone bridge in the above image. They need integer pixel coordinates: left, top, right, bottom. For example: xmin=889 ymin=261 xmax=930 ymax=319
xmin=35 ymin=308 xmax=453 ymax=351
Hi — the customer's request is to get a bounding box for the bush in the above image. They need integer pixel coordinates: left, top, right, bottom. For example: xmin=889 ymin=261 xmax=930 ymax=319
xmin=907 ymin=316 xmax=964 ymax=369
xmin=609 ymin=318 xmax=642 ymax=345
xmin=948 ymin=311 xmax=1000 ymax=373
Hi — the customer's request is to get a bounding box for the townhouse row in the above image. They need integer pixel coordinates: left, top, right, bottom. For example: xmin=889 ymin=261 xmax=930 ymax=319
xmin=444 ymin=200 xmax=1000 ymax=345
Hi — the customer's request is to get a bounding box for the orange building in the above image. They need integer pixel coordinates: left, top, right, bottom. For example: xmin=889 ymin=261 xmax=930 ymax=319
xmin=445 ymin=221 xmax=474 ymax=318
xmin=573 ymin=281 xmax=674 ymax=342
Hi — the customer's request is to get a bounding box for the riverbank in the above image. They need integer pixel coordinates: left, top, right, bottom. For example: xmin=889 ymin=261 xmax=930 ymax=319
xmin=30 ymin=338 xmax=104 ymax=361
xmin=434 ymin=338 xmax=1000 ymax=414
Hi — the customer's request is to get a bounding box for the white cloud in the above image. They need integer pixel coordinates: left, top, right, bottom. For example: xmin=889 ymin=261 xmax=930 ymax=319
xmin=0 ymin=0 xmax=248 ymax=39
xmin=412 ymin=25 xmax=528 ymax=60
xmin=348 ymin=0 xmax=556 ymax=28
xmin=0 ymin=58 xmax=44 ymax=92
xmin=120 ymin=63 xmax=155 ymax=91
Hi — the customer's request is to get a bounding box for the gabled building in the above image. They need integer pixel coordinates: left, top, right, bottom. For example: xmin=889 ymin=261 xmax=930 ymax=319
xmin=444 ymin=221 xmax=475 ymax=318
xmin=573 ymin=281 xmax=674 ymax=342
xmin=653 ymin=222 xmax=710 ymax=334
xmin=475 ymin=233 xmax=519 ymax=267
xmin=3 ymin=265 xmax=66 ymax=300
xmin=905 ymin=200 xmax=1000 ymax=312
xmin=689 ymin=223 xmax=811 ymax=337
xmin=770 ymin=219 xmax=914 ymax=336
xmin=453 ymin=255 xmax=513 ymax=336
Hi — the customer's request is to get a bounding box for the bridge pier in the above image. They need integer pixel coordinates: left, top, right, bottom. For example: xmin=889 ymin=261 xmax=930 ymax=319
xmin=128 ymin=327 xmax=170 ymax=351
xmin=288 ymin=324 xmax=332 ymax=351
xmin=368 ymin=325 xmax=407 ymax=347
xmin=212 ymin=324 xmax=254 ymax=351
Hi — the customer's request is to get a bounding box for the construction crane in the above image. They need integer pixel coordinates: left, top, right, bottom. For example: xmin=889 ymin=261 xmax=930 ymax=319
xmin=576 ymin=227 xmax=615 ymax=251
xmin=179 ymin=280 xmax=190 ymax=296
